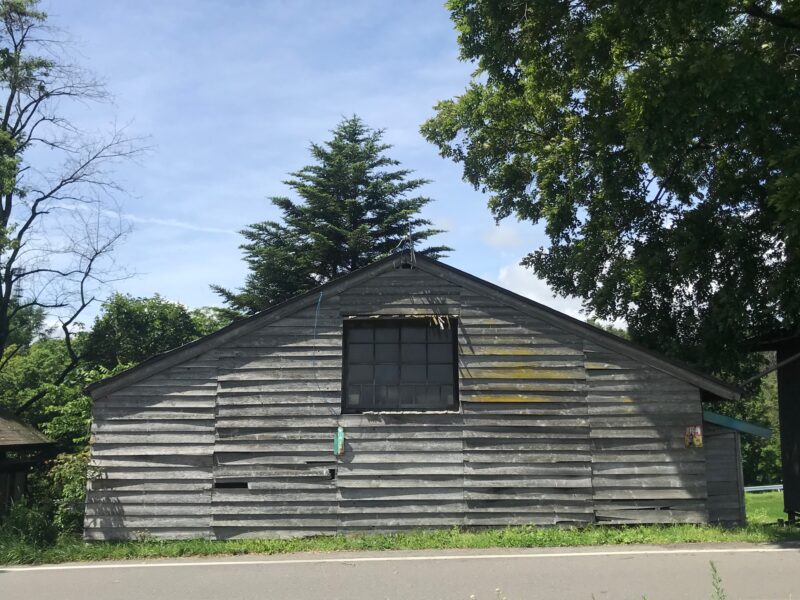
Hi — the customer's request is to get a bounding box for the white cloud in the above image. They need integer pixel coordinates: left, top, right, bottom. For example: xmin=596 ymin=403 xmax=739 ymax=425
xmin=122 ymin=213 xmax=238 ymax=236
xmin=495 ymin=262 xmax=628 ymax=329
xmin=495 ymin=262 xmax=586 ymax=320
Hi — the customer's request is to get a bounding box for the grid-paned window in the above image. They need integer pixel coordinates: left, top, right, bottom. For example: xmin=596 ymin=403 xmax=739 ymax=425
xmin=343 ymin=319 xmax=458 ymax=412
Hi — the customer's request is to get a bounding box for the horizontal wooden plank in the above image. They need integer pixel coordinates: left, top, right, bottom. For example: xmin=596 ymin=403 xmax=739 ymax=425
xmin=215 ymin=395 xmax=341 ymax=406
xmin=464 ymin=451 xmax=591 ymax=463
xmin=591 ymin=463 xmax=705 ymax=475
xmin=219 ymin=368 xmax=341 ymax=383
xmin=591 ymin=451 xmax=703 ymax=463
xmin=459 ymin=345 xmax=584 ymax=357
xmin=338 ymin=488 xmax=465 ymax=501
xmin=90 ymin=444 xmax=212 ymax=456
xmin=213 ymin=466 xmax=334 ymax=478
xmin=594 ymin=489 xmax=706 ymax=500
xmin=216 ymin=417 xmax=339 ymax=428
xmin=462 ymin=395 xmax=586 ymax=405
xmin=345 ymin=439 xmax=463 ymax=452
xmin=216 ymin=405 xmax=340 ymax=417
xmin=85 ymin=505 xmax=209 ymax=517
xmin=93 ymin=421 xmax=215 ymax=433
xmin=86 ymin=492 xmax=211 ymax=504
xmin=463 ymin=514 xmax=592 ymax=526
xmin=213 ymin=452 xmax=337 ymax=466
xmin=335 ymin=476 xmax=463 ymax=489
xmin=91 ymin=433 xmax=216 ymax=444
xmin=211 ymin=505 xmax=338 ymax=515
xmin=96 ymin=398 xmax=216 ymax=409
xmin=459 ymin=357 xmax=584 ymax=368
xmin=459 ymin=367 xmax=585 ymax=380
xmin=87 ymin=481 xmax=212 ymax=492
xmin=91 ymin=455 xmax=212 ymax=468
xmin=462 ymin=405 xmax=588 ymax=416
xmin=340 ymin=452 xmax=462 ymax=464
xmin=86 ymin=517 xmax=212 ymax=528
xmin=460 ymin=381 xmax=586 ymax=393
xmin=90 ymin=468 xmax=211 ymax=480
xmin=337 ymin=464 xmax=464 ymax=476
xmin=93 ymin=410 xmax=214 ymax=421
xmin=595 ymin=510 xmax=706 ymax=523
xmin=84 ymin=528 xmax=213 ymax=541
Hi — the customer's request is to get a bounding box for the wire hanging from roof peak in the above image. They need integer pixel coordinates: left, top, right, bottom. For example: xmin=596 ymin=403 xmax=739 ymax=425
xmin=391 ymin=225 xmax=416 ymax=270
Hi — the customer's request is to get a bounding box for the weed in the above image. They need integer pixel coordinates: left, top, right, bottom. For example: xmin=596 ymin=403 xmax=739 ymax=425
xmin=709 ymin=562 xmax=727 ymax=600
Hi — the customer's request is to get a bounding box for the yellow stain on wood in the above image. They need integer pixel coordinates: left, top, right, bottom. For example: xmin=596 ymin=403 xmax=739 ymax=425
xmin=459 ymin=367 xmax=585 ymax=380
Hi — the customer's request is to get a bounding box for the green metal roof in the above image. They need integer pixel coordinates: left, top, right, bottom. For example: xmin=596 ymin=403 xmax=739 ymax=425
xmin=703 ymin=410 xmax=772 ymax=439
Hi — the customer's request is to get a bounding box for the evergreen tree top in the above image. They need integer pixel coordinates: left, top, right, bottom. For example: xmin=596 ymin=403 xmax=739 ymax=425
xmin=213 ymin=115 xmax=450 ymax=314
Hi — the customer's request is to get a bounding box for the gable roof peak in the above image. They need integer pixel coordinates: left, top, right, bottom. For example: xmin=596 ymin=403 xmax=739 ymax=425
xmin=86 ymin=253 xmax=740 ymax=402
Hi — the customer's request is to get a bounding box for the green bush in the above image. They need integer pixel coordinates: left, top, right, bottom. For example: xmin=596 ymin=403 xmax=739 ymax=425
xmin=0 ymin=449 xmax=90 ymax=549
xmin=46 ymin=451 xmax=90 ymax=534
xmin=1 ymin=501 xmax=58 ymax=547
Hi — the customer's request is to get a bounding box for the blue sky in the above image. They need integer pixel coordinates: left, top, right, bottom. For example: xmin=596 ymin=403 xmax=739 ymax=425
xmin=43 ymin=0 xmax=585 ymax=320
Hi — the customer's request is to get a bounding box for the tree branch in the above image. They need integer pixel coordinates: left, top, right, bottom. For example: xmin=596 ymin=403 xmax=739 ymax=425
xmin=742 ymin=2 xmax=800 ymax=31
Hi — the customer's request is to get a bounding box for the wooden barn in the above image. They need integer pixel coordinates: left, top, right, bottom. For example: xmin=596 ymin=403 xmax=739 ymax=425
xmin=84 ymin=253 xmax=749 ymax=540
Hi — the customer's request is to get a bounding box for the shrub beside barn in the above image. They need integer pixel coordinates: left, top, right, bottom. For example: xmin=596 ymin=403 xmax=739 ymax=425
xmin=84 ymin=254 xmax=751 ymax=540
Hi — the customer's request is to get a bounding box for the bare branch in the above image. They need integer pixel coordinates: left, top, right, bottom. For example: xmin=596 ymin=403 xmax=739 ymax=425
xmin=0 ymin=1 xmax=141 ymax=383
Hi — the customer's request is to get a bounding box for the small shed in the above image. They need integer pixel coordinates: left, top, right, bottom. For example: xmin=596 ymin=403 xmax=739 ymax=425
xmin=0 ymin=409 xmax=53 ymax=516
xmin=84 ymin=254 xmax=748 ymax=540
xmin=703 ymin=411 xmax=771 ymax=525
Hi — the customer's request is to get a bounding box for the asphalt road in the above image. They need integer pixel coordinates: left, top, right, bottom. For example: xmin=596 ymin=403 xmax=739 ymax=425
xmin=2 ymin=544 xmax=799 ymax=600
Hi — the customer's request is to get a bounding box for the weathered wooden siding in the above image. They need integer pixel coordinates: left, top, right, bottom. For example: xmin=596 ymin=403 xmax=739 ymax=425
xmin=457 ymin=288 xmax=593 ymax=528
xmin=332 ymin=269 xmax=592 ymax=532
xmin=211 ymin=301 xmax=341 ymax=539
xmin=704 ymin=424 xmax=745 ymax=525
xmin=85 ymin=261 xmax=725 ymax=540
xmin=85 ymin=361 xmax=217 ymax=540
xmin=585 ymin=344 xmax=708 ymax=524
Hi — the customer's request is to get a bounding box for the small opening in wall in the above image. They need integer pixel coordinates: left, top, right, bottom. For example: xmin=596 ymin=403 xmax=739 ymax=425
xmin=328 ymin=468 xmax=337 ymax=480
xmin=214 ymin=481 xmax=248 ymax=489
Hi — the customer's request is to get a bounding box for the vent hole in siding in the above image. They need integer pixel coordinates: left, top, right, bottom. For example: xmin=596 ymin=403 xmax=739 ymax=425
xmin=214 ymin=481 xmax=248 ymax=489
xmin=328 ymin=468 xmax=337 ymax=480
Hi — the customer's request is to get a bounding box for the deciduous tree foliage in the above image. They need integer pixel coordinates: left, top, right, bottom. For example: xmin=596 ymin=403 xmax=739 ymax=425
xmin=215 ymin=116 xmax=449 ymax=314
xmin=422 ymin=0 xmax=800 ymax=378
xmin=84 ymin=294 xmax=229 ymax=369
xmin=716 ymin=372 xmax=782 ymax=485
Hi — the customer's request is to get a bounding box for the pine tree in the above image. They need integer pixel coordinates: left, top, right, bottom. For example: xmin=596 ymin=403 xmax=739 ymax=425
xmin=213 ymin=116 xmax=449 ymax=314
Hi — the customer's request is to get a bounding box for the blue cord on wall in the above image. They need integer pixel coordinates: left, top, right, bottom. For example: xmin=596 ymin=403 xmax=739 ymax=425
xmin=313 ymin=292 xmax=323 ymax=338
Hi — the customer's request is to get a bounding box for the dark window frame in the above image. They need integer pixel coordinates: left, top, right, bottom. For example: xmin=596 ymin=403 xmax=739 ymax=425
xmin=341 ymin=317 xmax=460 ymax=413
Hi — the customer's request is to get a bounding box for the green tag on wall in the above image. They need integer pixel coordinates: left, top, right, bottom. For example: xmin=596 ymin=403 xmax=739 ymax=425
xmin=333 ymin=426 xmax=344 ymax=456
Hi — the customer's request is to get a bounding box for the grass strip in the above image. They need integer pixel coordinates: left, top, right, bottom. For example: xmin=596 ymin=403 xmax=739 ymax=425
xmin=2 ymin=522 xmax=799 ymax=566
xmin=2 ymin=491 xmax=795 ymax=566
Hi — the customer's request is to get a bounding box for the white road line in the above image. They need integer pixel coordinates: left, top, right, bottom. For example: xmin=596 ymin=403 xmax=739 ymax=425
xmin=2 ymin=546 xmax=798 ymax=573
